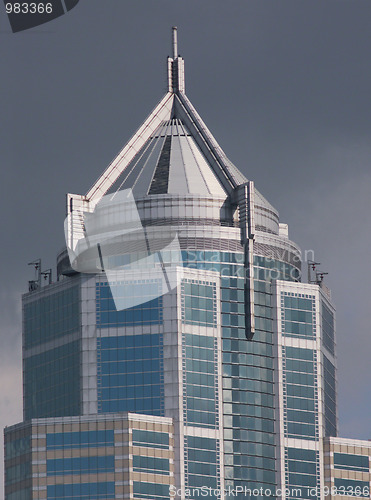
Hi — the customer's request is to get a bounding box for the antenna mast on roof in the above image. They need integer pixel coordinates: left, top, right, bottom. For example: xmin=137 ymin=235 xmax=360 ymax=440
xmin=28 ymin=258 xmax=41 ymax=292
xmin=307 ymin=261 xmax=321 ymax=283
xmin=168 ymin=26 xmax=185 ymax=94
xmin=172 ymin=26 xmax=178 ymax=59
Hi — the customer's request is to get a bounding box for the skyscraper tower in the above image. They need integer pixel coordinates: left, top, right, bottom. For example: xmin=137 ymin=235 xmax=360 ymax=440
xmin=5 ymin=29 xmax=342 ymax=500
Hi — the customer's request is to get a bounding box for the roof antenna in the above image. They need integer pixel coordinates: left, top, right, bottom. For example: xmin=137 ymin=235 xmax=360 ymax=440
xmin=172 ymin=26 xmax=178 ymax=59
xmin=168 ymin=27 xmax=184 ymax=94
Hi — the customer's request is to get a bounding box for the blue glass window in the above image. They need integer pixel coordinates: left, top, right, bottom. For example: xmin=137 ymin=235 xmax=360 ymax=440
xmin=282 ymin=293 xmax=315 ymax=339
xmin=254 ymin=256 xmax=300 ymax=282
xmin=323 ymin=354 xmax=337 ymax=437
xmin=322 ymin=302 xmax=335 ymax=355
xmin=97 ymin=334 xmax=164 ymax=416
xmin=5 ymin=462 xmax=31 ymax=485
xmin=46 ymin=430 xmax=114 ymax=450
xmin=96 ymin=281 xmax=163 ymax=327
xmin=24 ymin=286 xmax=79 ymax=349
xmin=47 ymin=482 xmax=115 ymax=499
xmin=7 ymin=489 xmax=31 ymax=500
xmin=183 ymin=334 xmax=217 ymax=429
xmin=24 ymin=341 xmax=80 ymax=419
xmin=182 ymin=280 xmax=216 ymax=327
xmin=286 ymin=448 xmax=319 ymax=498
xmin=334 ymin=453 xmax=369 ymax=472
xmin=283 ymin=346 xmax=317 ymax=440
xmin=133 ymin=455 xmax=169 ymax=474
xmin=185 ymin=436 xmax=219 ymax=497
xmin=5 ymin=436 xmax=30 ymax=459
xmin=132 ymin=429 xmax=169 ymax=449
xmin=133 ymin=481 xmax=170 ymax=499
xmin=334 ymin=478 xmax=370 ymax=497
xmin=47 ymin=456 xmax=114 ymax=476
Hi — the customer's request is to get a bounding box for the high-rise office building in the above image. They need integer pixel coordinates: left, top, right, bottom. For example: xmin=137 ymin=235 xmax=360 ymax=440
xmin=4 ymin=29 xmax=369 ymax=500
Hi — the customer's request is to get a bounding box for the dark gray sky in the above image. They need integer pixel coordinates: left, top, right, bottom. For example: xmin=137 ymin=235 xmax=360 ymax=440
xmin=1 ymin=0 xmax=371 ymax=487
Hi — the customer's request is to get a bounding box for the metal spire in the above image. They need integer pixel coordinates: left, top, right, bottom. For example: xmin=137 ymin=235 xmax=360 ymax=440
xmin=172 ymin=26 xmax=178 ymax=59
xmin=168 ymin=26 xmax=184 ymax=93
xmin=81 ymin=26 xmax=246 ymax=205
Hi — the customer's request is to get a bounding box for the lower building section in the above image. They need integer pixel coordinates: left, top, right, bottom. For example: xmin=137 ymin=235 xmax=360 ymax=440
xmin=324 ymin=437 xmax=371 ymax=500
xmin=4 ymin=413 xmax=174 ymax=500
xmin=274 ymin=281 xmax=337 ymax=500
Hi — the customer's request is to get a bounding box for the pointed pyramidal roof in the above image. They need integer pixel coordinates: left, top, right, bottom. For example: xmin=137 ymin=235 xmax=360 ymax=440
xmin=85 ymin=27 xmax=248 ymax=203
xmin=106 ymin=118 xmax=229 ymax=198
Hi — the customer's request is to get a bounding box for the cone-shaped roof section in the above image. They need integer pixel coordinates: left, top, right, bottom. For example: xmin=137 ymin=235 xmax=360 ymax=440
xmin=107 ymin=117 xmax=227 ymax=197
xmin=85 ymin=28 xmax=248 ymax=203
